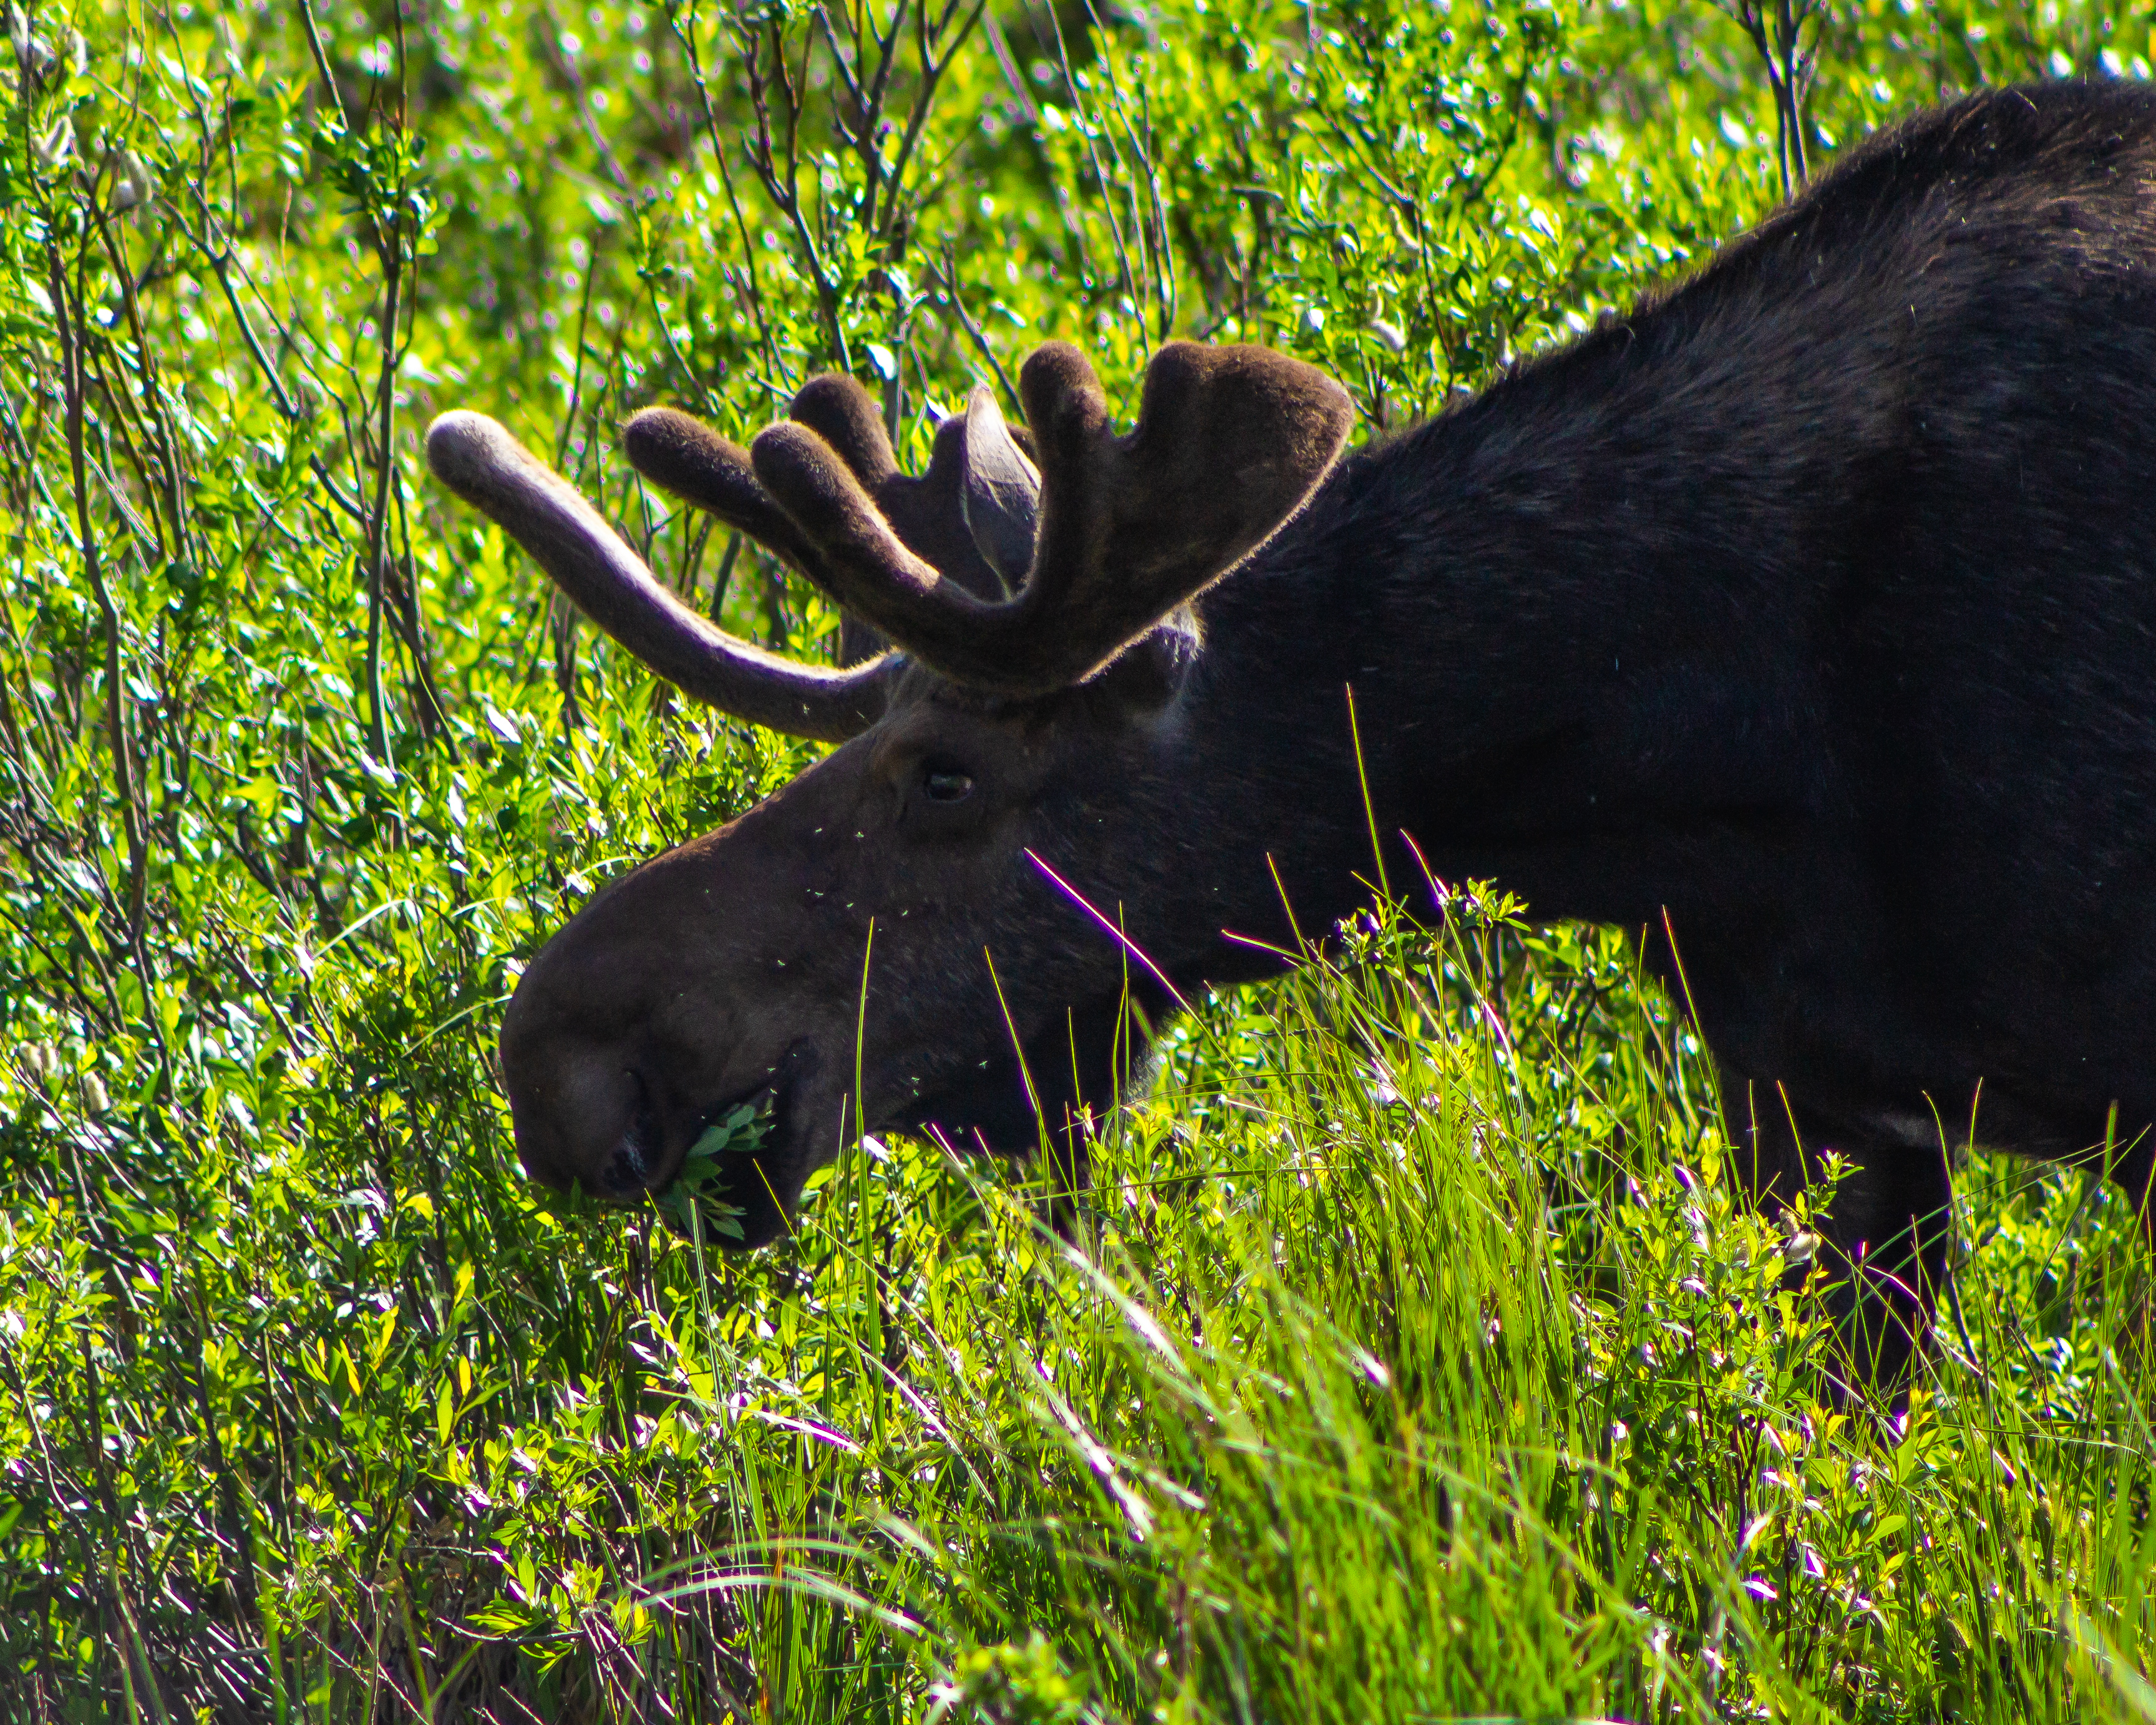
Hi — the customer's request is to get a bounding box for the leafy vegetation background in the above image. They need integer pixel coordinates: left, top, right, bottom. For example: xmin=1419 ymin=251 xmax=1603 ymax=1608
xmin=4 ymin=0 xmax=2156 ymax=1718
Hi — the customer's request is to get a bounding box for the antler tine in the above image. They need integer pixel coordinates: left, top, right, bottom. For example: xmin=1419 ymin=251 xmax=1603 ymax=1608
xmin=426 ymin=412 xmax=890 ymax=743
xmin=618 ymin=407 xmax=827 ymax=578
xmin=747 ymin=341 xmax=1354 ymax=696
xmin=622 ymin=376 xmax=1021 ymax=617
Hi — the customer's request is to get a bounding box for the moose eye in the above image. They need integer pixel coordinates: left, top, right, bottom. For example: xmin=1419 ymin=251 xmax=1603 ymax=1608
xmin=921 ymin=765 xmax=974 ymax=804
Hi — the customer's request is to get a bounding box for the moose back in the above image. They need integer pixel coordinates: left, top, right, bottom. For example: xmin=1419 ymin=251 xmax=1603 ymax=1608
xmin=430 ymin=82 xmax=2156 ymax=1385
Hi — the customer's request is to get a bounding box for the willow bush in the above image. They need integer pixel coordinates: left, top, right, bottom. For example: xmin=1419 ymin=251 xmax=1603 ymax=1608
xmin=3 ymin=0 xmax=2155 ymax=1718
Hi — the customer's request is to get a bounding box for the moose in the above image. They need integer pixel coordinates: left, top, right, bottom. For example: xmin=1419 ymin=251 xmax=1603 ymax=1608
xmin=430 ymin=82 xmax=2156 ymax=1386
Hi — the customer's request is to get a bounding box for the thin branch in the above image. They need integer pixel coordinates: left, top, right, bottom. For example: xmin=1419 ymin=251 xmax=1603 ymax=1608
xmin=928 ymin=248 xmax=1020 ymax=414
xmin=45 ymin=245 xmax=150 ymax=956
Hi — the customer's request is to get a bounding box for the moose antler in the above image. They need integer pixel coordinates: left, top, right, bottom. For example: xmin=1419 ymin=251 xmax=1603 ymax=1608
xmin=429 ymin=341 xmax=1352 ymax=732
xmin=425 ymin=413 xmax=891 ymax=742
xmin=623 ymin=373 xmax=1036 ymax=610
xmin=747 ymin=341 xmax=1355 ymax=695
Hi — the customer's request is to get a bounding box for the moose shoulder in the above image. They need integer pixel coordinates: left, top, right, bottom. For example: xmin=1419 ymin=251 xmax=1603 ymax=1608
xmin=431 ymin=82 xmax=2156 ymax=1386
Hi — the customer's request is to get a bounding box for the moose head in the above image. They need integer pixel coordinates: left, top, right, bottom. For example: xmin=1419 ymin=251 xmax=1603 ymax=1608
xmin=429 ymin=341 xmax=1357 ymax=1245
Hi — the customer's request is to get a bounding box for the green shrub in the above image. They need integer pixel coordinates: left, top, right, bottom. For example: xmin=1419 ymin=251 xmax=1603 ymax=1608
xmin=2 ymin=0 xmax=2154 ymax=1717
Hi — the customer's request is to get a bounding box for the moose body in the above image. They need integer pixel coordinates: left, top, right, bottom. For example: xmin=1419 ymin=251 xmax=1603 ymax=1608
xmin=432 ymin=82 xmax=2156 ymax=1384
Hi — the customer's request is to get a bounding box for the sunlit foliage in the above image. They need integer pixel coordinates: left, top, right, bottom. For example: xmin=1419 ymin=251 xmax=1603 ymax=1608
xmin=2 ymin=0 xmax=2154 ymax=1716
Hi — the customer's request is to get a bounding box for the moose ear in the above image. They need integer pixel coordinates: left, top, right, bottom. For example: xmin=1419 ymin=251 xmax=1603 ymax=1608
xmin=958 ymin=385 xmax=1041 ymax=593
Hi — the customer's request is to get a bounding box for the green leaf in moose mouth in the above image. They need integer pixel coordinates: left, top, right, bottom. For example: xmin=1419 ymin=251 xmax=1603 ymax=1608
xmin=655 ymin=1100 xmax=774 ymax=1243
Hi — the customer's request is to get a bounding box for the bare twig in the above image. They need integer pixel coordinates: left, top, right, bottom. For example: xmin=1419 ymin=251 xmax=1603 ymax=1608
xmin=45 ymin=246 xmax=148 ymax=950
xmin=1719 ymin=0 xmax=1828 ymax=196
xmin=928 ymin=248 xmax=1021 ymax=414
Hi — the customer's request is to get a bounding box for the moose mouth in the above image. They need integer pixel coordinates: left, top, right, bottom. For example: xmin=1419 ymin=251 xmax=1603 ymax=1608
xmin=648 ymin=1059 xmax=1026 ymax=1250
xmin=648 ymin=1078 xmax=800 ymax=1250
xmin=645 ymin=992 xmax=1155 ymax=1251
xmin=650 ymin=1039 xmax=1068 ymax=1250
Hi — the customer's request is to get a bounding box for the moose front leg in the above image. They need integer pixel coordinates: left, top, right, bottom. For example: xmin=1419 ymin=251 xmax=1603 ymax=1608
xmin=1722 ymin=1076 xmax=1955 ymax=1398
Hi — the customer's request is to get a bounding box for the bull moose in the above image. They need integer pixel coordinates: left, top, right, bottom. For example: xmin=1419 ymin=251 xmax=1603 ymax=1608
xmin=430 ymin=82 xmax=2156 ymax=1385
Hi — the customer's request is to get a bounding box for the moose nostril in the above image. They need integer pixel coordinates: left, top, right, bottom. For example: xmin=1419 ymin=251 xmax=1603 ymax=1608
xmin=600 ymin=1144 xmax=649 ymax=1196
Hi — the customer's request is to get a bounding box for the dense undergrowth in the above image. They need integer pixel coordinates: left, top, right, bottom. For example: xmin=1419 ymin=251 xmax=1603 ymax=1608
xmin=4 ymin=0 xmax=2156 ymax=1717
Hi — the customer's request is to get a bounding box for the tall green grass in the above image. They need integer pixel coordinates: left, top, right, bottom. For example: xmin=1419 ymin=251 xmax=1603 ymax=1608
xmin=3 ymin=0 xmax=2155 ymax=1716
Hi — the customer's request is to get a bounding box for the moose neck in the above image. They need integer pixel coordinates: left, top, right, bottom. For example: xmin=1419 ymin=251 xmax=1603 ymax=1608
xmin=1177 ymin=312 xmax=1853 ymax=972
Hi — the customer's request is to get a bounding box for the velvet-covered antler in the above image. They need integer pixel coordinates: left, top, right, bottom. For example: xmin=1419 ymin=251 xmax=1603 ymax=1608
xmin=425 ymin=412 xmax=892 ymax=742
xmin=621 ymin=374 xmax=1037 ymax=610
xmin=430 ymin=342 xmax=1351 ymax=728
xmin=745 ymin=341 xmax=1355 ymax=696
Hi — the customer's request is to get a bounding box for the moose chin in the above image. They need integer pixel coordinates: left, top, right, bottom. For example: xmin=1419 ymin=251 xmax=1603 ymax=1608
xmin=434 ymin=81 xmax=2156 ymax=1387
